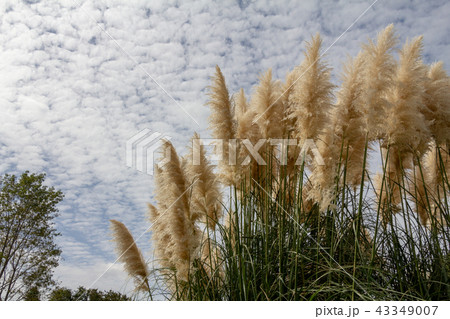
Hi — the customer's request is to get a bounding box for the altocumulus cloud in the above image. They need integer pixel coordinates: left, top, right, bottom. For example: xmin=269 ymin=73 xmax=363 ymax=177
xmin=0 ymin=0 xmax=448 ymax=294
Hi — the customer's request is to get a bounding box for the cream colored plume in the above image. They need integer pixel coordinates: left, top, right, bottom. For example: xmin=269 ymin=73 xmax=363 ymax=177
xmin=233 ymin=88 xmax=262 ymax=187
xmin=273 ymin=68 xmax=303 ymax=182
xmin=425 ymin=144 xmax=450 ymax=194
xmin=185 ymin=132 xmax=223 ymax=229
xmin=427 ymin=147 xmax=449 ymax=228
xmin=245 ymin=69 xmax=285 ymax=183
xmin=311 ymin=53 xmax=367 ymax=209
xmin=251 ymin=69 xmax=284 ymax=140
xmin=110 ymin=219 xmax=150 ymax=292
xmin=420 ymin=145 xmax=449 ymax=228
xmin=287 ymin=33 xmax=334 ymax=144
xmin=234 ymin=88 xmax=248 ymax=122
xmin=281 ymin=67 xmax=298 ymax=133
xmin=411 ymin=143 xmax=449 ymax=228
xmin=207 ymin=65 xmax=236 ymax=185
xmin=333 ymin=53 xmax=368 ymax=187
xmin=361 ymin=24 xmax=397 ymax=141
xmin=310 ymin=119 xmax=340 ymax=209
xmin=386 ymin=36 xmax=430 ymax=163
xmin=235 ymin=88 xmax=260 ymax=141
xmin=156 ymin=141 xmax=191 ymax=221
xmin=147 ymin=203 xmax=172 ymax=272
xmin=334 ymin=53 xmax=366 ymax=138
xmin=149 ymin=141 xmax=201 ymax=282
xmin=376 ymin=36 xmax=429 ymax=221
xmin=422 ymin=62 xmax=450 ymax=147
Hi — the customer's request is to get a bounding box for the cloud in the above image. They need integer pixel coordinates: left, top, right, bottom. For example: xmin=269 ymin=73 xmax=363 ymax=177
xmin=53 ymin=261 xmax=130 ymax=292
xmin=0 ymin=0 xmax=448 ymax=295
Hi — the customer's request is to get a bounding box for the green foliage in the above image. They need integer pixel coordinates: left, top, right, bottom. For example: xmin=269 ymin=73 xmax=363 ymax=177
xmin=0 ymin=171 xmax=63 ymax=300
xmin=48 ymin=287 xmax=73 ymax=301
xmin=49 ymin=286 xmax=130 ymax=301
xmin=23 ymin=286 xmax=40 ymax=301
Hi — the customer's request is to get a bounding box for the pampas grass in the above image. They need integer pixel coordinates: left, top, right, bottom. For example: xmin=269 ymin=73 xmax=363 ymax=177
xmin=423 ymin=62 xmax=450 ymax=147
xmin=414 ymin=144 xmax=450 ymax=227
xmin=146 ymin=203 xmax=173 ymax=275
xmin=207 ymin=65 xmax=236 ymax=186
xmin=377 ymin=36 xmax=431 ymax=217
xmin=333 ymin=53 xmax=367 ymax=187
xmin=111 ymin=26 xmax=449 ymax=300
xmin=311 ymin=53 xmax=367 ymax=208
xmin=387 ymin=36 xmax=430 ymax=159
xmin=149 ymin=141 xmax=200 ymax=282
xmin=185 ymin=133 xmax=223 ymax=229
xmin=425 ymin=145 xmax=450 ymax=196
xmin=235 ymin=88 xmax=259 ymax=142
xmin=361 ymin=24 xmax=397 ymax=141
xmin=233 ymin=88 xmax=262 ymax=188
xmin=283 ymin=34 xmax=334 ymax=198
xmin=110 ymin=219 xmax=150 ymax=293
xmin=251 ymin=69 xmax=284 ymax=140
xmin=287 ymin=33 xmax=334 ymax=144
xmin=248 ymin=69 xmax=285 ymax=184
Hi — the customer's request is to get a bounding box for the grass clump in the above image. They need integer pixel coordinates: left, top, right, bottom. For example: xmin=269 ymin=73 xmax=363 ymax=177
xmin=112 ymin=25 xmax=449 ymax=301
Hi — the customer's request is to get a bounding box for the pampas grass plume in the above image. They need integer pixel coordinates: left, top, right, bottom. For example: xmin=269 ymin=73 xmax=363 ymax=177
xmin=110 ymin=219 xmax=150 ymax=291
xmin=287 ymin=33 xmax=334 ymax=144
xmin=334 ymin=53 xmax=367 ymax=186
xmin=361 ymin=24 xmax=397 ymax=140
xmin=207 ymin=65 xmax=236 ymax=185
xmin=387 ymin=36 xmax=430 ymax=158
xmin=150 ymin=141 xmax=201 ymax=281
xmin=422 ymin=61 xmax=450 ymax=147
xmin=311 ymin=53 xmax=367 ymax=208
xmin=186 ymin=132 xmax=223 ymax=229
xmin=251 ymin=68 xmax=284 ymax=139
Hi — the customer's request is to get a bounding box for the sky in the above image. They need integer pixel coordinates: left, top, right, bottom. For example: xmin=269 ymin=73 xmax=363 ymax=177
xmin=0 ymin=0 xmax=449 ymax=297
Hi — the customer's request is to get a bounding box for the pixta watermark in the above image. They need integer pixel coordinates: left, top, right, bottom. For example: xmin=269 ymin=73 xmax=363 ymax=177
xmin=126 ymin=130 xmax=324 ymax=176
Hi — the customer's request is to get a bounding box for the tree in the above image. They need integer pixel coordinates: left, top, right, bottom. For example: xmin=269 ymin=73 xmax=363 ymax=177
xmin=49 ymin=286 xmax=130 ymax=301
xmin=23 ymin=286 xmax=40 ymax=301
xmin=0 ymin=171 xmax=63 ymax=300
